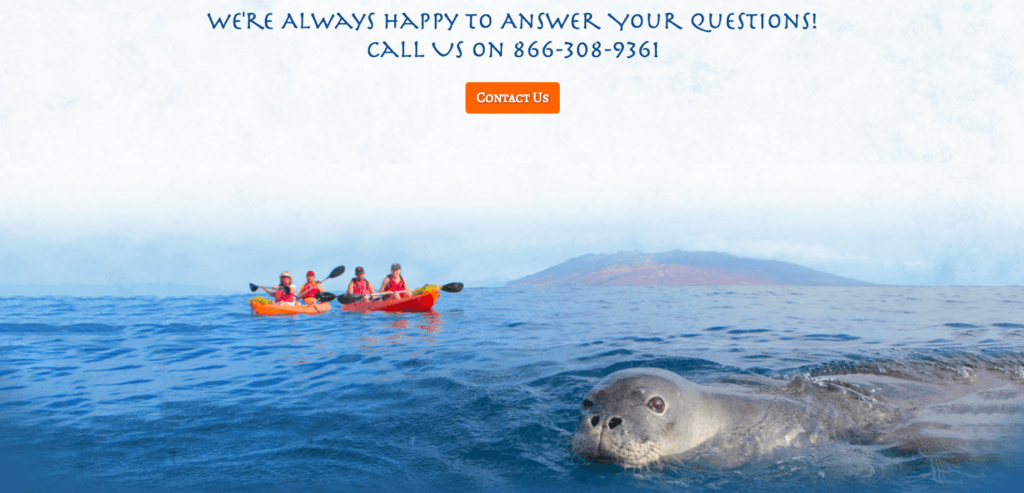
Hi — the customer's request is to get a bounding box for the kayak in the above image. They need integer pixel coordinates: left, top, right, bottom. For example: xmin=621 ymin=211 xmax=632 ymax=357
xmin=341 ymin=289 xmax=439 ymax=313
xmin=250 ymin=299 xmax=332 ymax=316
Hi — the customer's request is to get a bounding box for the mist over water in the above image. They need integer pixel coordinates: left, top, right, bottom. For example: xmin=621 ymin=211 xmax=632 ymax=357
xmin=1 ymin=287 xmax=1023 ymax=492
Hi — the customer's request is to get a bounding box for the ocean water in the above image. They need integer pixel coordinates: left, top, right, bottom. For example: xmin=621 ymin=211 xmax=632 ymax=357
xmin=1 ymin=286 xmax=1023 ymax=492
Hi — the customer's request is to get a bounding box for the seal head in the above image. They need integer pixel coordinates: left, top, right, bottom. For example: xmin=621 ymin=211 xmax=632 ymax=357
xmin=571 ymin=368 xmax=721 ymax=468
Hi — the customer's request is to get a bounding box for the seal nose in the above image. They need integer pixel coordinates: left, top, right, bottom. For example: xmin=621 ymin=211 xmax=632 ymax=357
xmin=587 ymin=415 xmax=624 ymax=429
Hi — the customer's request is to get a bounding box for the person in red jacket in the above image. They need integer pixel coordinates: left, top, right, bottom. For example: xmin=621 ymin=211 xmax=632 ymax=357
xmin=297 ymin=270 xmax=323 ymax=303
xmin=379 ymin=263 xmax=412 ymax=300
xmin=348 ymin=266 xmax=376 ymax=300
xmin=261 ymin=271 xmax=297 ymax=305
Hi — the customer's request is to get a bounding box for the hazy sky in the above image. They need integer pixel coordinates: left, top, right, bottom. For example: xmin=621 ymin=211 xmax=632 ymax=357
xmin=2 ymin=0 xmax=1022 ymax=290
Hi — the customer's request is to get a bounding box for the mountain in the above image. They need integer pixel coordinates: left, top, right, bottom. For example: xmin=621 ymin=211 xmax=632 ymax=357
xmin=506 ymin=251 xmax=873 ymax=287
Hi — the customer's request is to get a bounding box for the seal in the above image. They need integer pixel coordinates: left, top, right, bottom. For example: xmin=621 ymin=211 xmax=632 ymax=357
xmin=570 ymin=368 xmax=726 ymax=468
xmin=570 ymin=367 xmax=902 ymax=468
xmin=572 ymin=363 xmax=1024 ymax=470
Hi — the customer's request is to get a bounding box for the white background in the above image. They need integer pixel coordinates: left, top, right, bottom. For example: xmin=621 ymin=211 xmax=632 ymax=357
xmin=2 ymin=1 xmax=1022 ymax=290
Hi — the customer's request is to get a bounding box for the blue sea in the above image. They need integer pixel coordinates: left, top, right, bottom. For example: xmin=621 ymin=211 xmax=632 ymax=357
xmin=2 ymin=287 xmax=1023 ymax=492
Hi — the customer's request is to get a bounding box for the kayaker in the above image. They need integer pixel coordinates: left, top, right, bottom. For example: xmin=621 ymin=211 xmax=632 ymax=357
xmin=297 ymin=270 xmax=323 ymax=303
xmin=380 ymin=263 xmax=412 ymax=300
xmin=261 ymin=271 xmax=298 ymax=305
xmin=348 ymin=266 xmax=376 ymax=299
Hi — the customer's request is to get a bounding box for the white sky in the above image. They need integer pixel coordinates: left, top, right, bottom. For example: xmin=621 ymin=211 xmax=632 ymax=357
xmin=2 ymin=1 xmax=1023 ymax=290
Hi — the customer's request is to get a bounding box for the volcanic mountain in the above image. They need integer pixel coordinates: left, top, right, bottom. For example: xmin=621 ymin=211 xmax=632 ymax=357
xmin=507 ymin=251 xmax=872 ymax=287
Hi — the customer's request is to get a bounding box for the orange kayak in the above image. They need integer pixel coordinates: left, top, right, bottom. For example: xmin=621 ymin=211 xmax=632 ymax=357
xmin=341 ymin=289 xmax=439 ymax=313
xmin=250 ymin=300 xmax=332 ymax=316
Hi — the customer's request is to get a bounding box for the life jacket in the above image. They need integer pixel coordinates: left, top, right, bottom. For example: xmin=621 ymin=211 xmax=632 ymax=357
xmin=351 ymin=277 xmax=373 ymax=295
xmin=276 ymin=284 xmax=296 ymax=304
xmin=385 ymin=274 xmax=406 ymax=294
xmin=300 ymin=281 xmax=323 ymax=299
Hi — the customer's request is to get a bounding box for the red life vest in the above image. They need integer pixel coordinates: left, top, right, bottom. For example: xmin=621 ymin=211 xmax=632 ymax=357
xmin=276 ymin=284 xmax=296 ymax=303
xmin=351 ymin=278 xmax=373 ymax=295
xmin=300 ymin=282 xmax=322 ymax=298
xmin=385 ymin=275 xmax=406 ymax=294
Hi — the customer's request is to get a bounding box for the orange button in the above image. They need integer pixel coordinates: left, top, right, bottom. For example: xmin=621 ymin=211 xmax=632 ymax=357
xmin=465 ymin=82 xmax=560 ymax=114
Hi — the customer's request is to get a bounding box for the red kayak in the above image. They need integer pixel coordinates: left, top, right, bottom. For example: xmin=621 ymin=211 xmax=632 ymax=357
xmin=341 ymin=289 xmax=439 ymax=313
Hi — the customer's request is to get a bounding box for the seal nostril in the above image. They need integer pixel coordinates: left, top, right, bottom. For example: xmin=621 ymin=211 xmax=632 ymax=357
xmin=590 ymin=415 xmax=600 ymax=427
xmin=608 ymin=417 xmax=622 ymax=429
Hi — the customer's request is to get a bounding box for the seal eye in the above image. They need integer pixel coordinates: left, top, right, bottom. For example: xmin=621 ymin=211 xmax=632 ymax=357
xmin=582 ymin=399 xmax=594 ymax=409
xmin=647 ymin=396 xmax=664 ymax=413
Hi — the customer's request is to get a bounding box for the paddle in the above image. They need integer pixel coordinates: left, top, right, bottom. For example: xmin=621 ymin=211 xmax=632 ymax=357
xmin=322 ymin=265 xmax=346 ymax=282
xmin=441 ymin=282 xmax=463 ymax=293
xmin=250 ymin=283 xmax=291 ymax=295
xmin=316 ymin=292 xmax=337 ymax=303
xmin=298 ymin=265 xmax=346 ymax=299
xmin=336 ymin=292 xmax=368 ymax=305
xmin=333 ymin=292 xmax=401 ymax=305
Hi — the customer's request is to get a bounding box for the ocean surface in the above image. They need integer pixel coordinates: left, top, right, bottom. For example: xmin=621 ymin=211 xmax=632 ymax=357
xmin=2 ymin=287 xmax=1023 ymax=492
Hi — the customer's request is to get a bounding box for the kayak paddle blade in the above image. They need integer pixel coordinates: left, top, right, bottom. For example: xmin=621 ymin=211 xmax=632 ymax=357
xmin=326 ymin=265 xmax=345 ymax=280
xmin=249 ymin=283 xmax=259 ymax=292
xmin=316 ymin=292 xmax=337 ymax=303
xmin=282 ymin=285 xmax=291 ymax=295
xmin=441 ymin=282 xmax=464 ymax=293
xmin=337 ymin=293 xmax=365 ymax=305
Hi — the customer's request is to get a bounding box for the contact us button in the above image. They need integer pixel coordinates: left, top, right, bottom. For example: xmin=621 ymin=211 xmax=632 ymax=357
xmin=465 ymin=82 xmax=560 ymax=114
